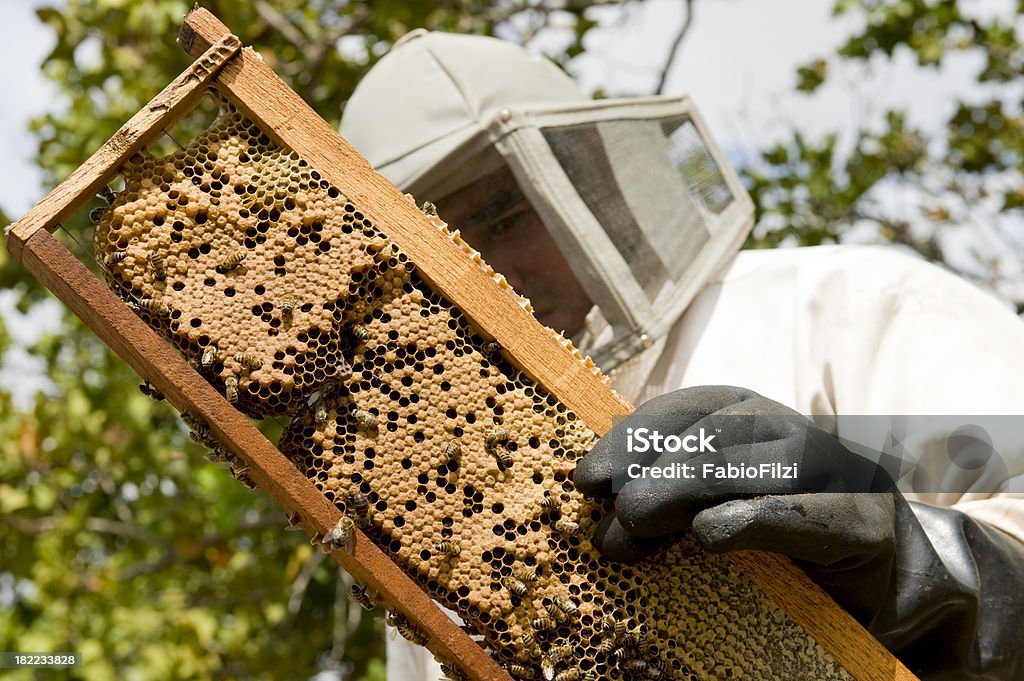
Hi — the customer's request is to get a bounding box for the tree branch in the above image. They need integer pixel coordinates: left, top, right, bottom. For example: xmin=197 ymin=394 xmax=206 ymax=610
xmin=112 ymin=512 xmax=289 ymax=581
xmin=654 ymin=0 xmax=696 ymax=95
xmin=2 ymin=513 xmax=161 ymax=545
xmin=252 ymin=0 xmax=315 ymax=62
xmin=275 ymin=551 xmax=328 ymax=637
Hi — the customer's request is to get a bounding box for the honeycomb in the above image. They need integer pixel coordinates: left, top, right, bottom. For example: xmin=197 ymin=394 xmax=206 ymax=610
xmin=92 ymin=98 xmax=851 ymax=681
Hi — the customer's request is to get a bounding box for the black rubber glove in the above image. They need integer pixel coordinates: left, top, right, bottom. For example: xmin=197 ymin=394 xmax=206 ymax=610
xmin=574 ymin=386 xmax=1024 ymax=680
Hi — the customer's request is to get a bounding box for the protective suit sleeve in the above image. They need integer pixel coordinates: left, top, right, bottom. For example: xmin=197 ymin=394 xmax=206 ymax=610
xmin=869 ymin=499 xmax=1024 ymax=681
xmin=698 ymin=494 xmax=1024 ymax=680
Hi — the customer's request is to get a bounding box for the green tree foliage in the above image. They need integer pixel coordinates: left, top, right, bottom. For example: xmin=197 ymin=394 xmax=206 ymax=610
xmin=1 ymin=2 xmax=600 ymax=679
xmin=745 ymin=0 xmax=1024 ymax=311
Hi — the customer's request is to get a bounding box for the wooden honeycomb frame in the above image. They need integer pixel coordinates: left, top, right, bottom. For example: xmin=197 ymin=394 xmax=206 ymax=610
xmin=3 ymin=10 xmax=917 ymax=681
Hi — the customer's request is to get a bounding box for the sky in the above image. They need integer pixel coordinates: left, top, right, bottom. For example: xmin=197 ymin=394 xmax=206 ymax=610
xmin=0 ymin=0 xmax=56 ymax=219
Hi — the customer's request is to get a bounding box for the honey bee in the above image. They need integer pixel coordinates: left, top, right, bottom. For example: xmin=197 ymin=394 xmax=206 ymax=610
xmin=484 ymin=429 xmax=510 ymax=450
xmin=501 ymin=575 xmax=528 ymax=597
xmin=619 ymin=632 xmax=641 ymax=648
xmin=181 ymin=410 xmax=204 ymax=431
xmin=645 ymin=660 xmax=666 ymax=678
xmin=350 ymin=583 xmax=376 ymax=610
xmin=136 ymin=298 xmax=170 ymax=316
xmin=215 ymin=251 xmax=246 ymax=273
xmin=611 ymin=647 xmax=631 ymax=663
xmin=419 ymin=200 xmax=438 ymax=217
xmin=231 ymin=464 xmax=255 ymax=489
xmin=507 ymin=664 xmax=536 ymax=680
xmin=512 ymin=566 xmax=539 ymax=582
xmin=348 ymin=492 xmax=371 ymax=528
xmin=205 ymin=445 xmax=233 ymax=464
xmin=225 ymin=375 xmax=239 ymax=404
xmin=323 ymin=516 xmax=355 ymax=553
xmin=597 ymin=639 xmax=617 ymax=654
xmin=549 ymin=645 xmax=573 ymax=660
xmin=553 ymin=519 xmax=580 ymax=536
xmin=89 ymin=206 xmax=106 ymax=224
xmin=104 ymin=251 xmax=127 ymax=266
xmin=530 ymin=616 xmax=554 ymax=631
xmin=482 ymin=340 xmax=500 ymax=356
xmin=434 ymin=540 xmax=461 ymax=557
xmin=443 ymin=439 xmax=462 ymax=465
xmin=149 ymin=253 xmax=167 ymax=281
xmin=553 ymin=671 xmax=581 ymax=681
xmin=540 ymin=492 xmax=560 ymax=512
xmin=601 ymin=615 xmax=627 ymax=638
xmin=621 ymin=659 xmax=647 ymax=673
xmin=353 ymin=408 xmax=378 ymax=432
xmin=553 ymin=595 xmax=578 ymax=616
xmin=350 ymin=324 xmax=369 ymax=342
xmin=493 ymin=448 xmax=513 ymax=471
xmin=138 ymin=381 xmax=164 ymax=401
xmin=187 ymin=424 xmax=209 ymax=444
xmin=279 ymin=295 xmax=295 ymax=320
xmin=485 ymin=429 xmax=513 ymax=470
xmin=314 ymin=399 xmax=328 ymax=427
xmin=439 ymin=663 xmax=467 ymax=681
xmin=201 ymin=345 xmax=218 ymax=370
xmin=519 ymin=632 xmax=536 ymax=648
xmin=97 ymin=186 xmax=116 ymax=205
xmin=545 ymin=603 xmax=568 ymax=624
xmin=234 ymin=353 xmax=262 ymax=370
xmin=387 ymin=612 xmax=428 ymax=645
xmin=541 ymin=658 xmax=556 ymax=681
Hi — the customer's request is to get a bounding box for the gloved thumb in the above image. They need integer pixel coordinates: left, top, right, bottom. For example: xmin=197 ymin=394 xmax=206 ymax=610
xmin=692 ymin=494 xmax=894 ymax=566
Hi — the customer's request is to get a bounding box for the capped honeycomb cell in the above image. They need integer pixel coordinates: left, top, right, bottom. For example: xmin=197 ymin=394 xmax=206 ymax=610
xmin=94 ymin=99 xmax=851 ymax=681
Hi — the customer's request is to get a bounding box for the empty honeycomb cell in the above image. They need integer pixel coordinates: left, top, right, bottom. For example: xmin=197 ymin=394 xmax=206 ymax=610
xmin=93 ymin=99 xmax=852 ymax=681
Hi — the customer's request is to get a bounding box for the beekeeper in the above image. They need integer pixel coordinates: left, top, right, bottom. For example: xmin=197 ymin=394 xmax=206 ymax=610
xmin=340 ymin=31 xmax=1024 ymax=680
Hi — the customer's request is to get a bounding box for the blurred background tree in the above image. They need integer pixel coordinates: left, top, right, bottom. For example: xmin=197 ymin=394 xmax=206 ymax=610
xmin=0 ymin=0 xmax=1020 ymax=679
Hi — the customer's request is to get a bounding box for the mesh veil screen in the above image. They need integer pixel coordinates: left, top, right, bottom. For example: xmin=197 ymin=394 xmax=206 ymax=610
xmin=542 ymin=116 xmax=730 ymax=300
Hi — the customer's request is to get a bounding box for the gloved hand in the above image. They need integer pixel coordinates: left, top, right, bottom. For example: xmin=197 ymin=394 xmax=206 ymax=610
xmin=574 ymin=386 xmax=1024 ymax=680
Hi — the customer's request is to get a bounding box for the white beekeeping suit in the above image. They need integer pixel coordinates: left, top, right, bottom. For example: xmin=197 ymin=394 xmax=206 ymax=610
xmin=340 ymin=30 xmax=1024 ymax=681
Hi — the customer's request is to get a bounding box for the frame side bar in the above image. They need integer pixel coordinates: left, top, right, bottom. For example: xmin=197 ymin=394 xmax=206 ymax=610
xmin=19 ymin=229 xmax=513 ymax=681
xmin=4 ymin=34 xmax=242 ymax=262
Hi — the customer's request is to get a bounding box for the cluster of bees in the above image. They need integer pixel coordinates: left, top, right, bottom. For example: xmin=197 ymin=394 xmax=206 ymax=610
xmin=90 ymin=102 xmax=850 ymax=680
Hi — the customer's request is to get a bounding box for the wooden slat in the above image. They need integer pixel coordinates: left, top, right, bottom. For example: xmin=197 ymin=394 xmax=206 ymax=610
xmin=3 ymin=34 xmax=242 ymax=262
xmin=179 ymin=8 xmax=633 ymax=436
xmin=18 ymin=229 xmax=511 ymax=681
xmin=179 ymin=10 xmax=919 ymax=681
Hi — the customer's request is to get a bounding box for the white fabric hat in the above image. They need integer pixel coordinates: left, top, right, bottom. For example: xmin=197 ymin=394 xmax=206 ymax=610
xmin=341 ymin=29 xmax=586 ymax=198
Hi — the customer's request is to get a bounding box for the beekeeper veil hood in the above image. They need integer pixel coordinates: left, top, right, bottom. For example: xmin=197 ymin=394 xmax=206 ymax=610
xmin=340 ymin=30 xmax=753 ymax=368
